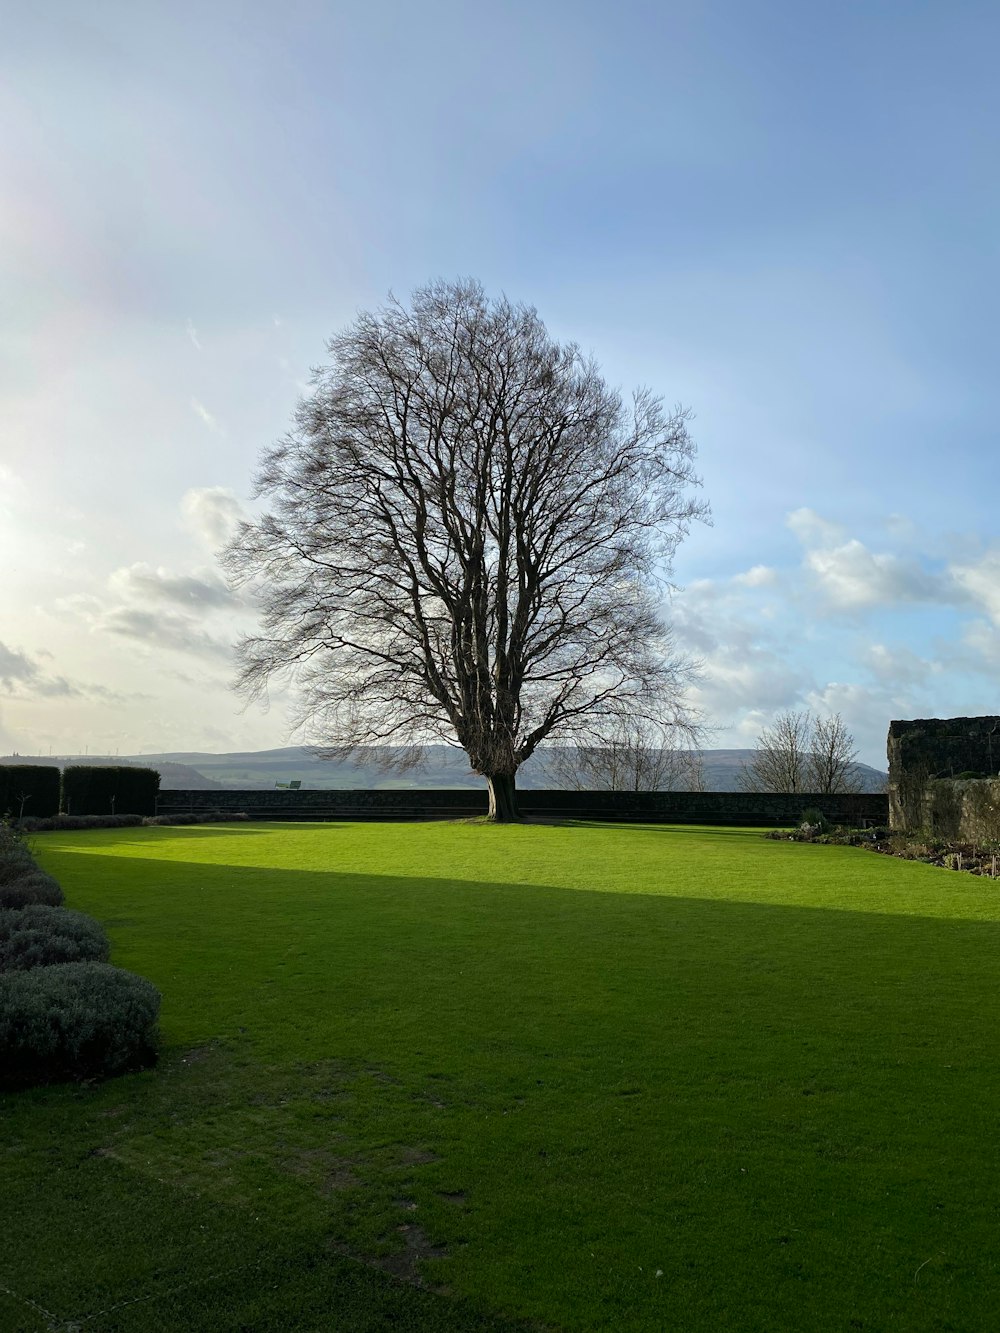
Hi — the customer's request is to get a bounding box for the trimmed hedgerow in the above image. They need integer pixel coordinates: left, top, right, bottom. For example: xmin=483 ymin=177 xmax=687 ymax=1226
xmin=19 ymin=812 xmax=251 ymax=833
xmin=0 ymin=765 xmax=61 ymax=820
xmin=19 ymin=813 xmax=145 ymax=833
xmin=61 ymin=766 xmax=160 ymax=817
xmin=0 ymin=905 xmax=110 ymax=971
xmin=142 ymin=812 xmax=250 ymax=826
xmin=0 ymin=871 xmax=65 ymax=911
xmin=0 ymin=962 xmax=160 ymax=1087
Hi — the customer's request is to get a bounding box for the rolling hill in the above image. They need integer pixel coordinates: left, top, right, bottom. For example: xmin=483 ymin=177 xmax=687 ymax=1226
xmin=0 ymin=746 xmax=884 ymax=792
xmin=2 ymin=747 xmax=887 ymax=791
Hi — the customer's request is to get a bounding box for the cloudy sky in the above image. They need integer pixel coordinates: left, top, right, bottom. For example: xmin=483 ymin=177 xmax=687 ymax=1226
xmin=3 ymin=0 xmax=998 ymax=768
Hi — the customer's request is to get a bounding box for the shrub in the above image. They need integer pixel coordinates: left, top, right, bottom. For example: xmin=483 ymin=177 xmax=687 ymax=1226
xmin=142 ymin=812 xmax=250 ymax=826
xmin=0 ymin=765 xmax=61 ymax=820
xmin=800 ymin=807 xmax=831 ymax=834
xmin=0 ymin=871 xmax=65 ymax=910
xmin=0 ymin=846 xmax=38 ymax=885
xmin=61 ymin=766 xmax=160 ymax=817
xmin=0 ymin=906 xmax=110 ymax=971
xmin=19 ymin=813 xmax=145 ymax=833
xmin=0 ymin=962 xmax=160 ymax=1087
xmin=0 ymin=817 xmax=32 ymax=856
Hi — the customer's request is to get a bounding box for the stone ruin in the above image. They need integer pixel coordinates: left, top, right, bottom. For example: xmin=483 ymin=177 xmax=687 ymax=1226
xmin=888 ymin=716 xmax=1000 ymax=837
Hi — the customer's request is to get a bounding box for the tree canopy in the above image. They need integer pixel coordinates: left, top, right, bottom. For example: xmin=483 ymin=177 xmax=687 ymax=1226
xmin=225 ymin=280 xmax=707 ymax=819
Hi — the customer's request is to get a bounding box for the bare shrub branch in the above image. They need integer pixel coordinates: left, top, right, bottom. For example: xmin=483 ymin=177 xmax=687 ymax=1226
xmin=539 ymin=716 xmax=708 ymax=791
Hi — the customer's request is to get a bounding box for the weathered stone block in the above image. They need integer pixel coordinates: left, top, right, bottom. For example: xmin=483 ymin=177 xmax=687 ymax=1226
xmin=923 ymin=778 xmax=1000 ymax=842
xmin=887 ymin=717 xmax=1000 ymax=831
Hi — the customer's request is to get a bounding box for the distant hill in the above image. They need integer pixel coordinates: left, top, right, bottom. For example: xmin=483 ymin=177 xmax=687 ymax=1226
xmin=0 ymin=755 xmax=221 ymax=790
xmin=689 ymin=749 xmax=886 ymax=793
xmin=1 ymin=747 xmax=887 ymax=792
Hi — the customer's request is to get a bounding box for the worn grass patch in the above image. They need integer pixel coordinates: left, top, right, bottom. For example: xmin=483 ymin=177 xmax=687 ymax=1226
xmin=3 ymin=820 xmax=1000 ymax=1331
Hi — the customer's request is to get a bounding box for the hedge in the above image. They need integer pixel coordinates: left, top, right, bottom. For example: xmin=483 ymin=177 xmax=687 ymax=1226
xmin=20 ymin=813 xmax=145 ymax=833
xmin=0 ymin=870 xmax=65 ymax=911
xmin=61 ymin=766 xmax=160 ymax=817
xmin=0 ymin=766 xmax=61 ymax=820
xmin=0 ymin=905 xmax=110 ymax=971
xmin=0 ymin=847 xmax=37 ymax=885
xmin=0 ymin=962 xmax=160 ymax=1086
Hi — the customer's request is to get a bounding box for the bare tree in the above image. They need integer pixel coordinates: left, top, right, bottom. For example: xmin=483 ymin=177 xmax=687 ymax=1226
xmin=540 ymin=717 xmax=706 ymax=791
xmin=739 ymin=711 xmax=862 ymax=794
xmin=224 ymin=280 xmax=707 ymax=821
xmin=739 ymin=712 xmax=812 ymax=793
xmin=808 ymin=713 xmax=862 ymax=793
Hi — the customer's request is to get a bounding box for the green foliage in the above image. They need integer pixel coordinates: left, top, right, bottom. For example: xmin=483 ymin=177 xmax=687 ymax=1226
xmin=0 ymin=870 xmax=65 ymax=910
xmin=799 ymin=806 xmax=831 ymax=833
xmin=61 ymin=766 xmax=160 ymax=817
xmin=0 ymin=961 xmax=160 ymax=1087
xmin=0 ymin=905 xmax=110 ymax=971
xmin=0 ymin=765 xmax=61 ymax=820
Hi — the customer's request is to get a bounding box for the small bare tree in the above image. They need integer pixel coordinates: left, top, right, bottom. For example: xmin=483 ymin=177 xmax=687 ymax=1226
xmin=544 ymin=719 xmax=709 ymax=789
xmin=808 ymin=713 xmax=862 ymax=794
xmin=224 ymin=280 xmax=708 ymax=821
xmin=740 ymin=711 xmax=862 ymax=794
xmin=540 ymin=717 xmax=706 ymax=791
xmin=739 ymin=712 xmax=812 ymax=793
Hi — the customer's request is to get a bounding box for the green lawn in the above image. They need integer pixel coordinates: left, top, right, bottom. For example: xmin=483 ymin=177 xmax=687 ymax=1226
xmin=3 ymin=821 xmax=999 ymax=1331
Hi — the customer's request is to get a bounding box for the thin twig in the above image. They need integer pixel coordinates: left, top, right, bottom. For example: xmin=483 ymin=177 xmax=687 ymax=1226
xmin=913 ymin=1255 xmax=937 ymax=1282
xmin=0 ymin=1279 xmax=62 ymax=1327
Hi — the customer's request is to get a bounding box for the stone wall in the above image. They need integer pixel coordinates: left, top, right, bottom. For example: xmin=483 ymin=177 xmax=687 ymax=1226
xmin=887 ymin=716 xmax=1000 ymax=830
xmin=921 ymin=778 xmax=1000 ymax=842
xmin=156 ymin=787 xmax=888 ymax=827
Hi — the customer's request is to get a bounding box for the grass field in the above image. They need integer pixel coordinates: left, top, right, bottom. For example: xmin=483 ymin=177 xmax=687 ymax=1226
xmin=3 ymin=821 xmax=999 ymax=1332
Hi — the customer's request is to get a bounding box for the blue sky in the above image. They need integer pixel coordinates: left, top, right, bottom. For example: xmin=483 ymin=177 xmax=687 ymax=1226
xmin=2 ymin=0 xmax=998 ymax=767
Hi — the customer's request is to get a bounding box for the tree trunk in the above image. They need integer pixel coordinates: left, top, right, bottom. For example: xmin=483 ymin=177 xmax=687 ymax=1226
xmin=486 ymin=773 xmax=521 ymax=822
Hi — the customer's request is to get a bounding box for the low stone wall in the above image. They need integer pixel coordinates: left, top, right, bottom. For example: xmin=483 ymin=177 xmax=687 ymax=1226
xmin=156 ymin=787 xmax=888 ymax=827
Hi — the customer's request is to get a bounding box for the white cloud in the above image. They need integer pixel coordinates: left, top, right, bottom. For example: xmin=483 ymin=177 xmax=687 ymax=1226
xmin=181 ymin=486 xmax=246 ymax=550
xmin=109 ymin=562 xmax=240 ymax=611
xmin=0 ymin=640 xmax=78 ymax=697
xmin=690 ymin=654 xmax=807 ymax=716
xmin=0 ymin=641 xmax=39 ymax=690
xmin=949 ymin=549 xmax=1000 ymax=625
xmin=865 ymin=643 xmax=941 ymax=687
xmin=806 ymin=539 xmax=944 ymax=608
xmin=731 ymin=564 xmax=777 ymax=588
xmin=185 ymin=319 xmax=202 ymax=351
xmin=54 ymin=490 xmax=255 ymax=666
xmin=954 ymin=619 xmax=1000 ymax=671
xmin=190 ymin=398 xmax=222 ymax=433
xmin=786 ymin=508 xmax=846 ymax=548
xmin=672 ymin=579 xmax=810 ymax=727
xmin=788 ymin=508 xmax=948 ymax=610
xmin=101 ymin=607 xmax=233 ymax=660
xmin=0 ymin=639 xmax=139 ymax=703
